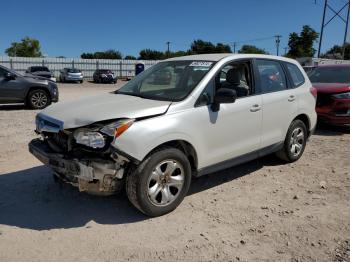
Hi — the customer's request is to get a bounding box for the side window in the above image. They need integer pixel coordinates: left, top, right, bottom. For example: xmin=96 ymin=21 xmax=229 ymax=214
xmin=0 ymin=67 xmax=7 ymax=78
xmin=216 ymin=61 xmax=253 ymax=98
xmin=256 ymin=60 xmax=287 ymax=93
xmin=286 ymin=63 xmax=305 ymax=87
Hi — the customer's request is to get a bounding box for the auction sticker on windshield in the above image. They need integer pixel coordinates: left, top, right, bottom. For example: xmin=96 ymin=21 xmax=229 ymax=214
xmin=189 ymin=61 xmax=213 ymax=67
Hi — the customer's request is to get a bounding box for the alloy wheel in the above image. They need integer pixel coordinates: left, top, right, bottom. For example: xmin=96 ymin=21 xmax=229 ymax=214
xmin=147 ymin=160 xmax=185 ymax=207
xmin=289 ymin=127 xmax=305 ymax=157
xmin=31 ymin=91 xmax=48 ymax=108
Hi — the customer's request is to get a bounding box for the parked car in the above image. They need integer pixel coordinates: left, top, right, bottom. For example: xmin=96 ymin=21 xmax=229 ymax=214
xmin=302 ymin=66 xmax=316 ymax=74
xmin=0 ymin=65 xmax=58 ymax=109
xmin=29 ymin=54 xmax=317 ymax=216
xmin=26 ymin=66 xmax=56 ymax=82
xmin=93 ymin=69 xmax=117 ymax=83
xmin=59 ymin=68 xmax=83 ymax=83
xmin=309 ymin=64 xmax=350 ymax=125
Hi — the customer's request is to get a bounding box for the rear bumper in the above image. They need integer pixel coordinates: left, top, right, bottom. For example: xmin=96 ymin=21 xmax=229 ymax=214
xmin=28 ymin=139 xmax=124 ymax=195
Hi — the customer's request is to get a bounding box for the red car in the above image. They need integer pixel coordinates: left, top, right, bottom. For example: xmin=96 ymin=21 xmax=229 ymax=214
xmin=309 ymin=65 xmax=350 ymax=125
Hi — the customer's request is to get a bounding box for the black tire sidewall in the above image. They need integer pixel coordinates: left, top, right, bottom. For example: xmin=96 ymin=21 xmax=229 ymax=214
xmin=28 ymin=89 xmax=51 ymax=109
xmin=133 ymin=148 xmax=192 ymax=217
xmin=284 ymin=120 xmax=307 ymax=162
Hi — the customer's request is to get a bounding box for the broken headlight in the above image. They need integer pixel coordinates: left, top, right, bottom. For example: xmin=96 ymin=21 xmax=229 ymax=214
xmin=74 ymin=129 xmax=105 ymax=149
xmin=100 ymin=119 xmax=134 ymax=138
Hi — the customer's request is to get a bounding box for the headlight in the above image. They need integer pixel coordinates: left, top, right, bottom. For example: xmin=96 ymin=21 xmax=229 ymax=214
xmin=332 ymin=92 xmax=350 ymax=99
xmin=74 ymin=129 xmax=105 ymax=148
xmin=100 ymin=119 xmax=134 ymax=138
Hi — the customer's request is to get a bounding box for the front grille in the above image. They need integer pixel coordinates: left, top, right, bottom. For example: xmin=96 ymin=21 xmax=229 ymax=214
xmin=38 ymin=74 xmax=51 ymax=79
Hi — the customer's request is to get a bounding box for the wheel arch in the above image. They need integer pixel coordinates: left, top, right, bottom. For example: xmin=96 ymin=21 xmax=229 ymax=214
xmin=293 ymin=114 xmax=311 ymax=135
xmin=143 ymin=140 xmax=198 ymax=174
xmin=26 ymin=86 xmax=51 ymax=99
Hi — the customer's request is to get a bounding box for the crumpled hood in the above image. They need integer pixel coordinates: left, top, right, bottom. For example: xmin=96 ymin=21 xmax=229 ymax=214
xmin=38 ymin=93 xmax=171 ymax=129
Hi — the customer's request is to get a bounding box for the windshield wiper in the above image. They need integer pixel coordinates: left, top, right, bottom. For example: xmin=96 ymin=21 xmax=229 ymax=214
xmin=115 ymin=91 xmax=147 ymax=99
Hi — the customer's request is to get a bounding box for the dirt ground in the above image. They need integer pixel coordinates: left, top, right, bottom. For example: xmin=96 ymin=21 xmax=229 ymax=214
xmin=0 ymin=81 xmax=349 ymax=262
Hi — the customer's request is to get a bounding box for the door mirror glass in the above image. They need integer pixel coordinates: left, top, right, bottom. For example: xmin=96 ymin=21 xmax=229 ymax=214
xmin=214 ymin=88 xmax=237 ymax=104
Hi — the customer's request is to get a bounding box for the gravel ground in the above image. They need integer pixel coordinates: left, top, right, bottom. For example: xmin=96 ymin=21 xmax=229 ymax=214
xmin=0 ymin=82 xmax=349 ymax=262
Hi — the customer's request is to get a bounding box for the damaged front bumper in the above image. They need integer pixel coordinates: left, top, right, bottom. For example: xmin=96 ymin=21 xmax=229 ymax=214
xmin=29 ymin=139 xmax=128 ymax=195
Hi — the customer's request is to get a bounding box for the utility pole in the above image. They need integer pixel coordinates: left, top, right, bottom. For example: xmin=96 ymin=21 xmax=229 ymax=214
xmin=318 ymin=0 xmax=350 ymax=59
xmin=233 ymin=42 xmax=237 ymax=53
xmin=318 ymin=0 xmax=328 ymax=58
xmin=275 ymin=35 xmax=282 ymax=56
xmin=166 ymin=41 xmax=171 ymax=58
xmin=342 ymin=1 xmax=350 ymax=59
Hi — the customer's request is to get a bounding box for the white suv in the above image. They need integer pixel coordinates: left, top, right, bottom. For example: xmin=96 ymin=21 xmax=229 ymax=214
xmin=29 ymin=54 xmax=317 ymax=216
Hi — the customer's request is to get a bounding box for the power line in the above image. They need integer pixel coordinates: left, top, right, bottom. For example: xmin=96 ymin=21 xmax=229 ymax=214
xmin=230 ymin=36 xmax=276 ymax=45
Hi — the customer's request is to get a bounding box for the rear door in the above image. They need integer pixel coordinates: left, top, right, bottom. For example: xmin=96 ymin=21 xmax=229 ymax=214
xmin=254 ymin=59 xmax=298 ymax=148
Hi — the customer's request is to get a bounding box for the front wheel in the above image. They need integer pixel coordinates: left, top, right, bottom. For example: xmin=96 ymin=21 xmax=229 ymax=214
xmin=276 ymin=120 xmax=307 ymax=162
xmin=27 ymin=89 xmax=51 ymax=109
xmin=126 ymin=148 xmax=192 ymax=217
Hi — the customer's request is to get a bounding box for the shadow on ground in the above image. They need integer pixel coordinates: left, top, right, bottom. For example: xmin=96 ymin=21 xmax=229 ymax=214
xmin=0 ymin=104 xmax=28 ymax=111
xmin=314 ymin=123 xmax=350 ymax=136
xmin=0 ymin=155 xmax=280 ymax=231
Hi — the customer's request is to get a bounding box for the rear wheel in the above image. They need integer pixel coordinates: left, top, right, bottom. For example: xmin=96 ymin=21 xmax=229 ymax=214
xmin=126 ymin=148 xmax=192 ymax=217
xmin=27 ymin=89 xmax=51 ymax=109
xmin=276 ymin=120 xmax=307 ymax=162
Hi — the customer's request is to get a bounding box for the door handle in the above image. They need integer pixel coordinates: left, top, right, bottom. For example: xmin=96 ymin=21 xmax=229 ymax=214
xmin=250 ymin=104 xmax=261 ymax=112
xmin=288 ymin=95 xmax=296 ymax=102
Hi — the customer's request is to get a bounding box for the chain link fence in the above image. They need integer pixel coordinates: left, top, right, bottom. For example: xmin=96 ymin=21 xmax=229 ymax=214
xmin=0 ymin=56 xmax=159 ymax=79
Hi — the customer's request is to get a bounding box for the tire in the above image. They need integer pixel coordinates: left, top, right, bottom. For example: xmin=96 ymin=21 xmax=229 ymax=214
xmin=276 ymin=119 xmax=307 ymax=163
xmin=27 ymin=89 xmax=51 ymax=109
xmin=80 ymin=80 xmax=83 ymax=84
xmin=126 ymin=147 xmax=192 ymax=217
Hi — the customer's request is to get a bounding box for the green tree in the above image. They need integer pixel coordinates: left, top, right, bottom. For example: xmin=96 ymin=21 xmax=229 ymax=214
xmin=124 ymin=55 xmax=137 ymax=60
xmin=238 ymin=45 xmax=268 ymax=54
xmin=139 ymin=49 xmax=165 ymax=60
xmin=286 ymin=25 xmax=319 ymax=58
xmin=81 ymin=50 xmax=122 ymax=59
xmin=322 ymin=43 xmax=350 ymax=60
xmin=215 ymin=43 xmax=232 ymax=53
xmin=190 ymin=40 xmax=231 ymax=54
xmin=5 ymin=37 xmax=42 ymax=57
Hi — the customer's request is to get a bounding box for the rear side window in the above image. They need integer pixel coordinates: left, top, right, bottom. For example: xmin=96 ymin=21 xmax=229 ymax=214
xmin=256 ymin=60 xmax=287 ymax=93
xmin=286 ymin=63 xmax=305 ymax=87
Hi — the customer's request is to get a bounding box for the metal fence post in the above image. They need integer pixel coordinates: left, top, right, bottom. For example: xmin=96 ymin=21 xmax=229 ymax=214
xmin=42 ymin=59 xmax=45 ymax=67
xmin=72 ymin=60 xmax=75 ymax=69
xmin=119 ymin=61 xmax=122 ymax=77
xmin=10 ymin=58 xmax=13 ymax=69
xmin=96 ymin=60 xmax=99 ymax=70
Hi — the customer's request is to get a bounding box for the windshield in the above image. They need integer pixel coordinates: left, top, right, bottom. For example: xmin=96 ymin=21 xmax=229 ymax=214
xmin=67 ymin=68 xmax=81 ymax=73
xmin=116 ymin=60 xmax=214 ymax=101
xmin=31 ymin=66 xmax=50 ymax=72
xmin=309 ymin=67 xmax=350 ymax=83
xmin=100 ymin=70 xmax=113 ymax=74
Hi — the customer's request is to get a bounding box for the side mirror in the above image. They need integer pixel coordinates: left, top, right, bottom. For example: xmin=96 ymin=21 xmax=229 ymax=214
xmin=212 ymin=88 xmax=237 ymax=112
xmin=5 ymin=72 xmax=16 ymax=80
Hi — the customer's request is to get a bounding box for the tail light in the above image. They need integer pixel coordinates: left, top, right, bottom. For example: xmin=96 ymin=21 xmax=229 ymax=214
xmin=310 ymin=87 xmax=317 ymax=99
